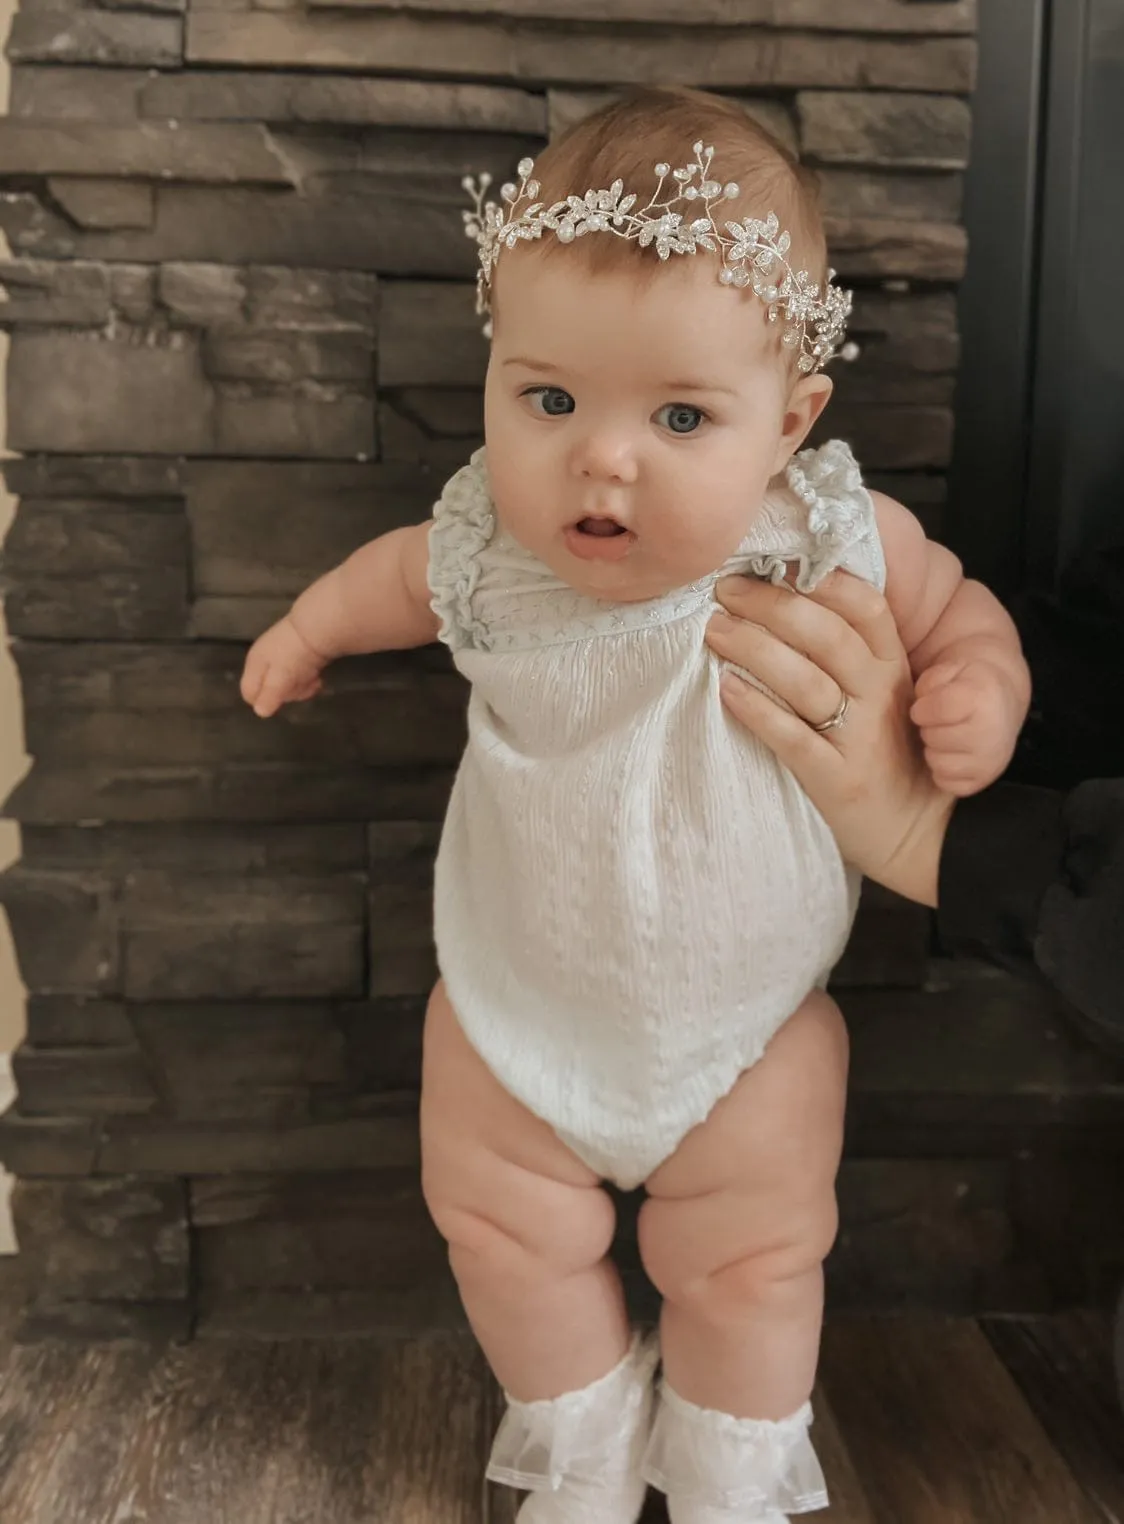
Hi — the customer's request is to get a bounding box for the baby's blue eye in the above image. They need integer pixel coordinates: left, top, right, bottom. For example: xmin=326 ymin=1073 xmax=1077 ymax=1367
xmin=525 ymin=386 xmax=576 ymax=417
xmin=657 ymin=403 xmax=705 ymax=435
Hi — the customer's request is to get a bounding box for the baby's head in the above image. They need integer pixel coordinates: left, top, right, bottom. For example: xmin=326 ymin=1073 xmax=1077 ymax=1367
xmin=476 ymin=87 xmax=842 ymax=604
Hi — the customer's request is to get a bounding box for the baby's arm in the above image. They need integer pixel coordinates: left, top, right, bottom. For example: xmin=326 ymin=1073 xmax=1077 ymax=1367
xmin=873 ymin=494 xmax=1031 ymax=796
xmin=241 ymin=522 xmax=438 ymax=718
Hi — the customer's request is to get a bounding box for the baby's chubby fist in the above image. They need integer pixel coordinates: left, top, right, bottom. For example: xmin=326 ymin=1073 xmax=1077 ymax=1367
xmin=909 ymin=657 xmax=1023 ymax=797
xmin=240 ymin=616 xmax=327 ymax=718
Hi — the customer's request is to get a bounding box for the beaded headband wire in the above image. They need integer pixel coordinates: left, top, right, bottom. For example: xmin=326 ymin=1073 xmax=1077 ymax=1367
xmin=462 ymin=140 xmax=855 ymax=374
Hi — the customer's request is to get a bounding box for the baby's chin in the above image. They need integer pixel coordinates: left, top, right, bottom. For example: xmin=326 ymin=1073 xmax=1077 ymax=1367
xmin=553 ymin=547 xmax=716 ymax=606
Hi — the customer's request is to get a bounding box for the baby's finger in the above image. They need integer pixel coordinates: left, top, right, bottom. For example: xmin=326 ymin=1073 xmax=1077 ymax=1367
xmin=917 ymin=719 xmax=979 ymax=756
xmin=913 ymin=661 xmax=965 ymax=698
xmin=932 ymin=771 xmax=986 ymax=800
xmin=911 ymin=684 xmax=977 ymax=729
xmin=925 ymin=750 xmax=984 ymax=788
xmin=291 ymin=677 xmax=323 ymax=703
xmin=240 ymin=652 xmax=266 ymax=707
xmin=252 ymin=668 xmax=293 ymax=719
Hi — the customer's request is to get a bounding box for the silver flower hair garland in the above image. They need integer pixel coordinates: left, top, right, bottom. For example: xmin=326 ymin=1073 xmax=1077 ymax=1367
xmin=463 ymin=140 xmax=855 ymax=374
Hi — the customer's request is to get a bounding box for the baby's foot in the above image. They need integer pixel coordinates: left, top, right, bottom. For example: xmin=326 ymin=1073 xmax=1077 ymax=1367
xmin=667 ymin=1509 xmax=788 ymax=1524
xmin=517 ymin=1468 xmax=648 ymax=1523
xmin=488 ymin=1334 xmax=659 ymax=1524
xmin=645 ymin=1386 xmax=827 ymax=1523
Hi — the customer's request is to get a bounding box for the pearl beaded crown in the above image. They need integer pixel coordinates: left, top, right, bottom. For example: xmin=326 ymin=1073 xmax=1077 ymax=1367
xmin=462 ymin=140 xmax=854 ymax=374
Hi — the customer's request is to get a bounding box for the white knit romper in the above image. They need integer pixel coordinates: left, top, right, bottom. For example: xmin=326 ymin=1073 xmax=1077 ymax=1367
xmin=427 ymin=439 xmax=886 ymax=1191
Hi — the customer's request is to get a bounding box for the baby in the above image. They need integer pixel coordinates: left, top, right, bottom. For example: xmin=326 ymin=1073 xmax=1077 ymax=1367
xmin=242 ymin=88 xmax=1030 ymax=1524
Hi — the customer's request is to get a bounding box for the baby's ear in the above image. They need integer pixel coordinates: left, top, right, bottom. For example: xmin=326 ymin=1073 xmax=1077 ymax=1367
xmin=772 ymin=374 xmax=833 ymax=476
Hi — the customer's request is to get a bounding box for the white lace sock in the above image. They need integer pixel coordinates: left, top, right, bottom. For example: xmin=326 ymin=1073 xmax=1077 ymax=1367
xmin=486 ymin=1332 xmax=660 ymax=1524
xmin=642 ymin=1382 xmax=829 ymax=1522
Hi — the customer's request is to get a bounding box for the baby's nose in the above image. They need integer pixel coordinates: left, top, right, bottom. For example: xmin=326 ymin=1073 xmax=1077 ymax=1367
xmin=573 ymin=429 xmax=639 ymax=484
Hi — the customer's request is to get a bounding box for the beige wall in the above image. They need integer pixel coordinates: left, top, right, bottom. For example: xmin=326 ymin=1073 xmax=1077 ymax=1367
xmin=1 ymin=0 xmax=29 ymax=1059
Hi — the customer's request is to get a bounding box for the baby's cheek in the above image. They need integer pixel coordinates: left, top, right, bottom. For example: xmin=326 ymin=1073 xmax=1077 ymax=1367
xmin=675 ymin=501 xmax=760 ymax=580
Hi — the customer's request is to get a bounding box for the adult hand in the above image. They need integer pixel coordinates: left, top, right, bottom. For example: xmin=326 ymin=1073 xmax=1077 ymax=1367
xmin=705 ymin=571 xmax=957 ymax=906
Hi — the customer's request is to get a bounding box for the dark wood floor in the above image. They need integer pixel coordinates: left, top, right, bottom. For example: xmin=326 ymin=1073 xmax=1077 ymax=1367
xmin=1 ymin=1257 xmax=1121 ymax=1524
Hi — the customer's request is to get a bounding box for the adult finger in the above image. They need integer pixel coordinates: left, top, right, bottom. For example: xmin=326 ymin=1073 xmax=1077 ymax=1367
xmin=719 ymin=671 xmax=842 ymax=791
xmin=712 ymin=577 xmax=873 ymax=697
xmin=800 ymin=572 xmax=905 ymax=667
xmin=713 ymin=573 xmax=901 ymax=702
xmin=707 ymin=615 xmax=843 ymax=729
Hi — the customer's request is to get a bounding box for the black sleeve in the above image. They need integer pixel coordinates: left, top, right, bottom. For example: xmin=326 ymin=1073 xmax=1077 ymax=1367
xmin=932 ymin=526 xmax=1124 ymax=1042
xmin=936 ymin=783 xmax=1066 ymax=978
xmin=1006 ymin=537 xmax=1124 ymax=790
xmin=938 ymin=779 xmax=1124 ymax=1046
xmin=1034 ymin=779 xmax=1124 ymax=1041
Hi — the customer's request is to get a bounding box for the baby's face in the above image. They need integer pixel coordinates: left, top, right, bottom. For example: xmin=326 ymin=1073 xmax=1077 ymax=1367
xmin=484 ymin=252 xmax=805 ymax=604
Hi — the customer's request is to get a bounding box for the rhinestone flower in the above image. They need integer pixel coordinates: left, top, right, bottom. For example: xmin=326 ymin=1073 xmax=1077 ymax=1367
xmin=462 ymin=142 xmax=853 ymax=373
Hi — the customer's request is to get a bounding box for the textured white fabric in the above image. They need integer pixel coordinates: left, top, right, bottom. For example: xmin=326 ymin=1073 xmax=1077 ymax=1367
xmin=644 ymin=1384 xmax=828 ymax=1519
xmin=487 ymin=1332 xmax=660 ymax=1522
xmin=428 ymin=440 xmax=885 ymax=1190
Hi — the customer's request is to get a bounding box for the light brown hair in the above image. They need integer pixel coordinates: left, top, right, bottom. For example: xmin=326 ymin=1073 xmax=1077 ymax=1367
xmin=521 ymin=86 xmax=828 ymax=288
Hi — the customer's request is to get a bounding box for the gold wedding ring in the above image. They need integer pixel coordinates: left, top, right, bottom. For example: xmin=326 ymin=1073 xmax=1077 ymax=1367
xmin=811 ymin=693 xmax=849 ymax=734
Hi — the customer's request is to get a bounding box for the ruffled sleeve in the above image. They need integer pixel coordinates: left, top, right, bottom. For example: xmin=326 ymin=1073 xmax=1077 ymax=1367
xmin=743 ymin=439 xmax=887 ymax=594
xmin=426 ymin=447 xmax=496 ymax=651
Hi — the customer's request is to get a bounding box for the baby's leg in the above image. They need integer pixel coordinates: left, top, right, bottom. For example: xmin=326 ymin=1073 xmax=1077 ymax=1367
xmin=421 ymin=981 xmax=629 ymax=1398
xmin=422 ymin=983 xmax=657 ymax=1524
xmin=639 ymin=991 xmax=848 ymax=1518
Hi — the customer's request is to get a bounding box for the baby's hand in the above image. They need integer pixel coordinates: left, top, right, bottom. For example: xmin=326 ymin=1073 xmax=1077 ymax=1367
xmin=910 ymin=658 xmax=1022 ymax=797
xmin=241 ymin=616 xmax=327 ymax=718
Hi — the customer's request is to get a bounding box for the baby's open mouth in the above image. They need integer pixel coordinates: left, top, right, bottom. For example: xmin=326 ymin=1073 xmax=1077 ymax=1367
xmin=565 ymin=516 xmax=635 ymax=561
xmin=576 ymin=517 xmax=628 ymax=538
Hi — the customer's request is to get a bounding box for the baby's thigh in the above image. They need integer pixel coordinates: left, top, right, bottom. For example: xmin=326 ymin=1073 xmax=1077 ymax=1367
xmin=421 ymin=982 xmax=614 ymax=1277
xmin=639 ymin=991 xmax=849 ymax=1292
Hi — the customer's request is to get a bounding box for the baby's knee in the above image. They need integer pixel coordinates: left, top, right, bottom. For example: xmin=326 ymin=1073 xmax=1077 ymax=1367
xmin=707 ymin=1197 xmax=840 ymax=1315
xmin=642 ymin=1190 xmax=839 ymax=1321
xmin=426 ymin=1172 xmax=617 ymax=1295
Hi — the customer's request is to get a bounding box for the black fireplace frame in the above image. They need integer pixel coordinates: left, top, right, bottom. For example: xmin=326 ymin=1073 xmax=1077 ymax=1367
xmin=950 ymin=0 xmax=1124 ymax=599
